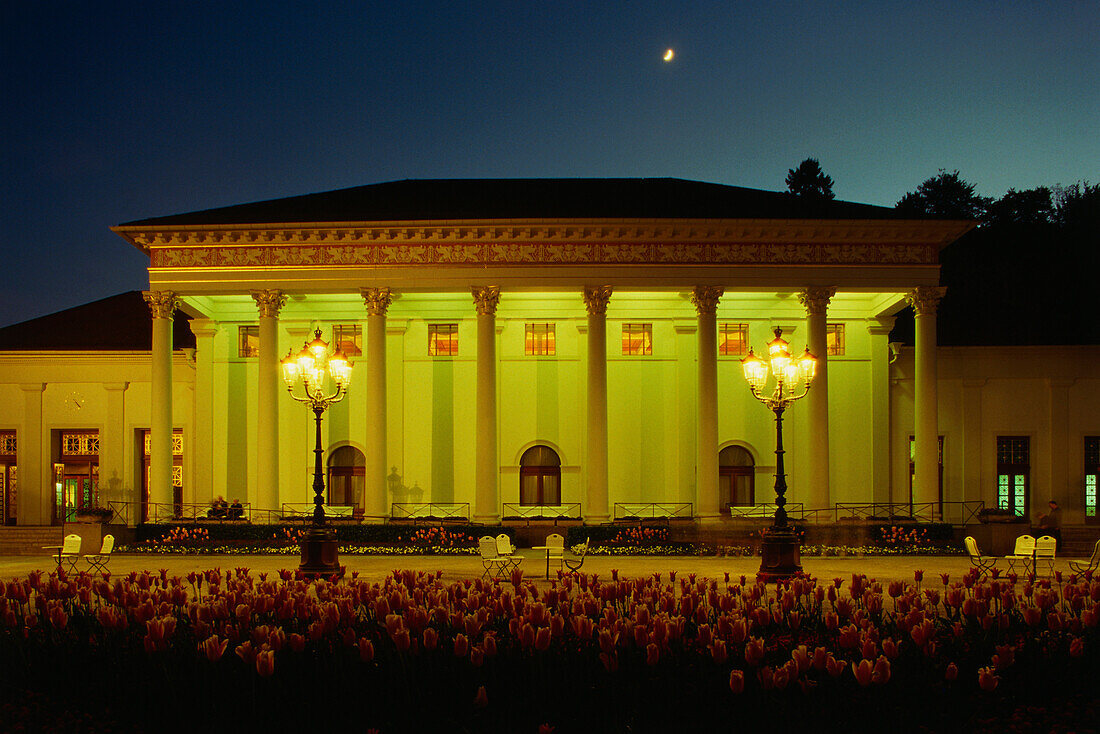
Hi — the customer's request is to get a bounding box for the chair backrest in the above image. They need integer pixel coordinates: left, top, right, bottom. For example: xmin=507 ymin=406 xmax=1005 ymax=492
xmin=62 ymin=534 xmax=81 ymax=554
xmin=577 ymin=536 xmax=590 ymax=558
xmin=1012 ymin=535 xmax=1036 ymax=555
xmin=496 ymin=533 xmax=514 ymax=555
xmin=964 ymin=536 xmax=981 ymax=559
xmin=100 ymin=534 xmax=115 ymax=555
xmin=479 ymin=536 xmax=498 ymax=560
xmin=1090 ymin=539 xmax=1100 ymax=566
xmin=1035 ymin=535 xmax=1056 ymax=558
xmin=545 ymin=533 xmax=564 ymax=550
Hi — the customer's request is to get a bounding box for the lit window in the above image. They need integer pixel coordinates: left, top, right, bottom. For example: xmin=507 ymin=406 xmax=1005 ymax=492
xmin=0 ymin=431 xmax=15 ymax=456
xmin=61 ymin=432 xmax=99 ymax=457
xmin=428 ymin=324 xmax=459 ymax=356
xmin=333 ymin=324 xmax=362 ymax=357
xmin=622 ymin=323 xmax=653 ymax=356
xmin=826 ymin=323 xmax=845 ymax=356
xmin=997 ymin=436 xmax=1030 ymax=517
xmin=719 ymin=323 xmax=748 ymax=356
xmin=525 ymin=323 xmax=555 ymax=356
xmin=238 ymin=326 xmax=259 ymax=358
xmin=1086 ymin=437 xmax=1099 ymax=522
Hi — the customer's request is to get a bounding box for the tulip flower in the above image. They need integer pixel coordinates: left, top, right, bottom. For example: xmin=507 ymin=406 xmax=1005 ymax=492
xmin=645 ymin=642 xmax=660 ymax=666
xmin=744 ymin=637 xmax=765 ymax=667
xmin=872 ymin=655 xmax=890 ymax=685
xmin=825 ymin=654 xmax=845 ymax=679
xmin=728 ymin=669 xmax=745 ymax=694
xmin=288 ymin=633 xmax=306 ymax=653
xmin=358 ymin=638 xmax=375 ymax=663
xmin=535 ymin=627 xmax=552 ymax=652
xmin=978 ymin=666 xmax=999 ymax=691
xmin=852 ymin=658 xmax=874 ymax=687
xmin=235 ymin=641 xmax=257 ymax=665
xmin=470 ymin=645 xmax=485 ymax=667
xmin=256 ymin=649 xmax=275 ymax=678
xmin=473 ymin=686 xmax=488 ymax=708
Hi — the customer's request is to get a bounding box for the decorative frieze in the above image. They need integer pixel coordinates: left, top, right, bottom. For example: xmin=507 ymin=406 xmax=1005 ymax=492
xmin=142 ymin=290 xmax=179 ymax=319
xmin=250 ymin=289 xmax=287 ymax=318
xmin=361 ymin=287 xmax=393 ymax=316
xmin=798 ymin=286 xmax=837 ymax=316
xmin=690 ymin=286 xmax=724 ymax=315
xmin=472 ymin=286 xmax=501 ymax=316
xmin=582 ymin=286 xmax=613 ymax=315
xmin=905 ymin=286 xmax=947 ymax=316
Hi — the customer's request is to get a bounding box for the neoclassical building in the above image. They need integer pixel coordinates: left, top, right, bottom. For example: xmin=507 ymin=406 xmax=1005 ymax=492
xmin=1 ymin=179 xmax=1097 ymax=529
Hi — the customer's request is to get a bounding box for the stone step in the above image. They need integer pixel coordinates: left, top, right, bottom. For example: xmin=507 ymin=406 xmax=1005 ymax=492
xmin=0 ymin=526 xmax=64 ymax=555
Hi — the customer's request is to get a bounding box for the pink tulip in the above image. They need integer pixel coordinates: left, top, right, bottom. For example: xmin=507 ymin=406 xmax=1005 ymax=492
xmin=453 ymin=632 xmax=470 ymax=658
xmin=744 ymin=637 xmax=765 ymax=667
xmin=535 ymin=627 xmax=552 ymax=652
xmin=872 ymin=655 xmax=890 ymax=685
xmin=825 ymin=654 xmax=845 ymax=678
xmin=645 ymin=642 xmax=660 ymax=666
xmin=790 ymin=645 xmax=810 ymax=675
xmin=199 ymin=635 xmax=227 ymax=662
xmin=470 ymin=645 xmax=485 ymax=667
xmin=1069 ymin=637 xmax=1084 ymax=657
xmin=235 ymin=641 xmax=256 ymax=665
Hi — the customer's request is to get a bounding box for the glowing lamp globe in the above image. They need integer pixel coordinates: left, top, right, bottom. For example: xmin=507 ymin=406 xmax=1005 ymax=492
xmin=296 ymin=345 xmax=315 ymax=376
xmin=741 ymin=348 xmax=769 ymax=393
xmin=307 ymin=329 xmax=329 ymax=360
xmin=767 ymin=327 xmax=792 ymax=378
xmin=798 ymin=347 xmax=817 ymax=385
xmin=280 ymin=351 xmax=299 ymax=387
xmin=328 ymin=350 xmax=351 ymax=386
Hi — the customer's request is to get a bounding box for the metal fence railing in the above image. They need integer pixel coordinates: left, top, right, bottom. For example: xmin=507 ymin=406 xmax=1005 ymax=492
xmin=501 ymin=503 xmax=582 ymax=521
xmin=726 ymin=503 xmax=804 ymax=520
xmin=390 ymin=503 xmax=471 ymax=522
xmin=280 ymin=503 xmax=359 ymax=521
xmin=832 ymin=501 xmax=986 ymax=525
xmin=613 ymin=503 xmax=693 ymax=520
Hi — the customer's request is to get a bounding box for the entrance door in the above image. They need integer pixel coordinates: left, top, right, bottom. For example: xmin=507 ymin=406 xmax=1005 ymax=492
xmin=59 ymin=475 xmax=91 ymax=522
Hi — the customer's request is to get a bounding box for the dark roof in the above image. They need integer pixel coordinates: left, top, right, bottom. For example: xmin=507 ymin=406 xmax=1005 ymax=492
xmin=0 ymin=292 xmax=195 ymax=351
xmin=121 ymin=178 xmax=902 ymax=226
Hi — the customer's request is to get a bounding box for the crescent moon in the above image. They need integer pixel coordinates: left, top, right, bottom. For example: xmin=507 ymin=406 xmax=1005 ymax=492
xmin=663 ymin=48 xmax=674 ymax=62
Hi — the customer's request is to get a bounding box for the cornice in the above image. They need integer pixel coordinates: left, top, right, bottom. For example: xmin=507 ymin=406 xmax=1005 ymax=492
xmin=113 ymin=217 xmax=972 ymax=260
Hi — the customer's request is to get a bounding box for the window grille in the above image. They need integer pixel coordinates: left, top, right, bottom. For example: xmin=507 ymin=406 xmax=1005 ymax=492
xmin=827 ymin=323 xmax=845 ymax=356
xmin=428 ymin=324 xmax=459 ymax=356
xmin=718 ymin=323 xmax=748 ymax=356
xmin=333 ymin=324 xmax=363 ymax=357
xmin=238 ymin=326 xmax=260 ymax=357
xmin=621 ymin=323 xmax=653 ymax=356
xmin=525 ymin=323 xmax=556 ymax=356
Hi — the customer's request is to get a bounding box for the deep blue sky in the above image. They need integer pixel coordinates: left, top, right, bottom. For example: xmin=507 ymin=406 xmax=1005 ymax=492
xmin=2 ymin=1 xmax=1097 ymax=327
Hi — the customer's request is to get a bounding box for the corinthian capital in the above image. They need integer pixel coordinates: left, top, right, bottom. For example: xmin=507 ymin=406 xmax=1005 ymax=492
xmin=905 ymin=286 xmax=947 ymax=316
xmin=250 ymin=289 xmax=287 ymax=318
xmin=582 ymin=285 xmax=613 ymax=315
xmin=361 ymin=287 xmax=393 ymax=316
xmin=472 ymin=286 xmax=501 ymax=316
xmin=143 ymin=290 xmax=179 ymax=320
xmin=797 ymin=286 xmax=837 ymax=316
xmin=690 ymin=286 xmax=724 ymax=315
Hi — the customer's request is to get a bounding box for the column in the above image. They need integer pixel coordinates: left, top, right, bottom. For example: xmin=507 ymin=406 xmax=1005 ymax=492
xmin=583 ymin=286 xmax=612 ymax=523
xmin=190 ymin=320 xmax=219 ymax=509
xmin=362 ymin=288 xmax=393 ymax=521
xmin=100 ymin=382 xmax=129 ymax=512
xmin=472 ymin=286 xmax=501 ymax=523
xmin=144 ymin=291 xmax=178 ymax=518
xmin=907 ymin=286 xmax=946 ymax=515
xmin=19 ymin=384 xmax=45 ymax=525
xmin=692 ymin=286 xmax=723 ymax=520
xmin=251 ymin=290 xmax=286 ymax=514
xmin=799 ymin=286 xmax=836 ymax=512
xmin=867 ymin=318 xmax=894 ymax=504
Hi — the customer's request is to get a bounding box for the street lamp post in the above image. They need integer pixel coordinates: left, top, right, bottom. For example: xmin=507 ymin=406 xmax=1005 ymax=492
xmin=281 ymin=328 xmax=352 ymax=577
xmin=740 ymin=327 xmax=817 ymax=582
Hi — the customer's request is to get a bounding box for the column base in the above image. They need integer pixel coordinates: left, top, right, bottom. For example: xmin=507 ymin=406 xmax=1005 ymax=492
xmin=756 ymin=526 xmax=803 ymax=583
xmin=582 ymin=514 xmax=610 ymax=524
xmin=695 ymin=512 xmax=723 ymax=524
xmin=298 ymin=527 xmax=344 ymax=578
xmin=473 ymin=515 xmax=501 ymax=525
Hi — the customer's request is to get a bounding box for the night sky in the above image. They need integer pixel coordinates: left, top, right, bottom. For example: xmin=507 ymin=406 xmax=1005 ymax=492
xmin=2 ymin=1 xmax=1097 ymax=327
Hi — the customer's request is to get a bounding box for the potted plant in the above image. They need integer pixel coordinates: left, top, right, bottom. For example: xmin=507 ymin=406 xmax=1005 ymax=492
xmin=978 ymin=507 xmax=1025 ymax=523
xmin=75 ymin=506 xmax=114 ymax=523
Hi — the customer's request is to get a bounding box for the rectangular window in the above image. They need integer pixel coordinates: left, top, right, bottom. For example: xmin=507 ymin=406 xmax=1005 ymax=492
xmin=0 ymin=431 xmax=15 ymax=458
xmin=1086 ymin=436 xmax=1099 ymax=523
xmin=827 ymin=323 xmax=845 ymax=356
xmin=719 ymin=323 xmax=749 ymax=356
xmin=61 ymin=431 xmax=99 ymax=458
xmin=621 ymin=323 xmax=653 ymax=356
xmin=997 ymin=436 xmax=1030 ymax=517
xmin=428 ymin=324 xmax=459 ymax=356
xmin=333 ymin=324 xmax=362 ymax=357
xmin=238 ymin=326 xmax=259 ymax=358
xmin=525 ymin=323 xmax=556 ymax=356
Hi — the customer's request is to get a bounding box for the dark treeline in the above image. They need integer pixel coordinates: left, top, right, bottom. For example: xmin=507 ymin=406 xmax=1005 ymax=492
xmin=786 ymin=161 xmax=1100 ymax=346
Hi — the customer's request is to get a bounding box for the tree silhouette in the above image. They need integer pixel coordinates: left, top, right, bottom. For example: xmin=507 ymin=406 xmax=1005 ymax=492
xmin=895 ymin=170 xmax=990 ymax=220
xmin=785 ymin=158 xmax=835 ymax=200
xmin=986 ymin=187 xmax=1054 ymax=226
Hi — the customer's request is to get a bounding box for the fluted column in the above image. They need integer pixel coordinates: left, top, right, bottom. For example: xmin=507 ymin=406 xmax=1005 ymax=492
xmin=583 ymin=286 xmax=612 ymax=523
xmin=799 ymin=286 xmax=835 ymax=512
xmin=472 ymin=286 xmax=501 ymax=523
xmin=907 ymin=286 xmax=946 ymax=516
xmin=251 ymin=290 xmax=286 ymax=514
xmin=362 ymin=288 xmax=393 ymax=522
xmin=692 ymin=286 xmax=723 ymax=520
xmin=144 ymin=291 xmax=178 ymax=518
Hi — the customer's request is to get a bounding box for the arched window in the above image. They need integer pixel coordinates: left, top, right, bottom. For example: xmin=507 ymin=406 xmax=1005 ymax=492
xmin=327 ymin=446 xmax=365 ymax=508
xmin=719 ymin=445 xmax=754 ymax=509
xmin=520 ymin=445 xmax=561 ymax=506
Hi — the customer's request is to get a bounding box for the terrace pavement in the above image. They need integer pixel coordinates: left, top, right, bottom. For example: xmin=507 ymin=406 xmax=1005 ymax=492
xmin=0 ymin=550 xmax=1086 ymax=586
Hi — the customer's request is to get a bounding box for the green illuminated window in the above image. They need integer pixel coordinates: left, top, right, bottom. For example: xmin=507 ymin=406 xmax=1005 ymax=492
xmin=621 ymin=323 xmax=652 ymax=356
xmin=996 ymin=436 xmax=1029 ymax=517
xmin=1086 ymin=437 xmax=1099 ymax=523
xmin=428 ymin=324 xmax=458 ymax=356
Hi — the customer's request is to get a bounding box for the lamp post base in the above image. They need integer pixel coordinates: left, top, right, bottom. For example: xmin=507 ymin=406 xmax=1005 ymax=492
xmin=298 ymin=526 xmax=344 ymax=578
xmin=756 ymin=525 xmax=803 ymax=583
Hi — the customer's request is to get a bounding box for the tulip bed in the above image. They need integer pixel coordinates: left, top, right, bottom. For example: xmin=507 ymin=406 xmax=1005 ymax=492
xmin=1 ymin=567 xmax=1098 ymax=733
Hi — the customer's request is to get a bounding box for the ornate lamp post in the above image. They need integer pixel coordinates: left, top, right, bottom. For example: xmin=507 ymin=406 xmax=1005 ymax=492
xmin=741 ymin=327 xmax=817 ymax=582
xmin=281 ymin=328 xmax=352 ymax=576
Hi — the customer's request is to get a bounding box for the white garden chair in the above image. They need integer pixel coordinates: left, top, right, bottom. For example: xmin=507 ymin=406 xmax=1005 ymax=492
xmin=495 ymin=533 xmax=522 ymax=572
xmin=479 ymin=536 xmax=510 ymax=580
xmin=1069 ymin=540 xmax=1100 ymax=575
xmin=565 ymin=536 xmax=590 ymax=573
xmin=1005 ymin=534 xmax=1036 ymax=574
xmin=49 ymin=534 xmax=82 ymax=573
xmin=964 ymin=536 xmax=996 ymax=577
xmin=1034 ymin=535 xmax=1057 ymax=577
xmin=84 ymin=534 xmax=114 ymax=574
xmin=544 ymin=533 xmax=565 ymax=574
